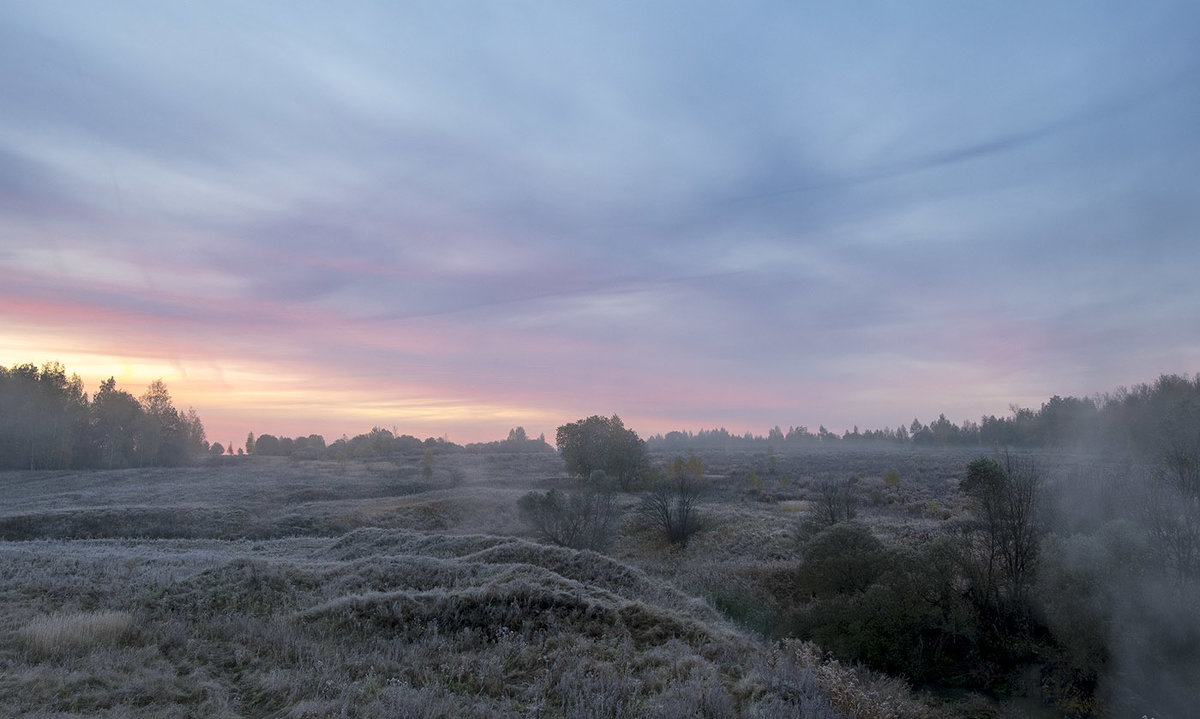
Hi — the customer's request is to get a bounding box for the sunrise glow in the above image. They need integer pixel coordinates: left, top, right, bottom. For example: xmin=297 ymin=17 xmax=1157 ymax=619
xmin=3 ymin=3 xmax=1199 ymax=445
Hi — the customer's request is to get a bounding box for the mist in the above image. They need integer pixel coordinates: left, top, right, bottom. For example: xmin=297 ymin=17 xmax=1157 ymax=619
xmin=1037 ymin=378 xmax=1200 ymax=716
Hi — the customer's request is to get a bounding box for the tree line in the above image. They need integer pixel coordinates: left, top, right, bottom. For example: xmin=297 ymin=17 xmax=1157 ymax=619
xmin=6 ymin=360 xmax=1195 ymax=474
xmin=648 ymin=373 xmax=1200 ymax=453
xmin=244 ymin=425 xmax=553 ymax=461
xmin=0 ymin=362 xmax=206 ymax=470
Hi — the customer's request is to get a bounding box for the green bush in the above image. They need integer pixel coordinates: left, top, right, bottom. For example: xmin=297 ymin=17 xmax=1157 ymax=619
xmin=796 ymin=522 xmax=885 ymax=595
xmin=795 ymin=525 xmax=982 ymax=685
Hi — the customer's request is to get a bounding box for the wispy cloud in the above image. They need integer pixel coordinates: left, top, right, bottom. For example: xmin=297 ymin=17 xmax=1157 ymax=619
xmin=2 ymin=2 xmax=1199 ymax=442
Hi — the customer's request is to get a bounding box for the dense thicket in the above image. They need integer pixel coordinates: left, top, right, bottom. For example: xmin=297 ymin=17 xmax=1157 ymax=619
xmin=648 ymin=373 xmax=1200 ymax=455
xmin=0 ymin=362 xmax=206 ymax=469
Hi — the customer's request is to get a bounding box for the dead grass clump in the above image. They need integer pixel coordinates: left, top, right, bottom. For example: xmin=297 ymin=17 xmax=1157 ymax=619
xmin=316 ymin=527 xmax=506 ymax=561
xmin=0 ymin=507 xmax=246 ymax=540
xmin=17 ymin=610 xmax=136 ymax=657
xmin=785 ymin=641 xmax=935 ymax=719
xmin=381 ymin=497 xmax=466 ymax=530
xmin=1 ymin=644 xmax=236 ymax=718
xmin=158 ymin=559 xmax=322 ymax=616
xmin=322 ymin=554 xmax=488 ymax=596
xmin=298 ymin=572 xmax=618 ymax=642
xmin=463 ymin=540 xmax=707 ymax=615
xmin=737 ymin=643 xmax=838 ymax=718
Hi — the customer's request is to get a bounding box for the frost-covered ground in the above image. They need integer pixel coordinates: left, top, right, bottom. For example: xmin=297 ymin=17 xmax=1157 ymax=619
xmin=0 ymin=451 xmax=993 ymax=717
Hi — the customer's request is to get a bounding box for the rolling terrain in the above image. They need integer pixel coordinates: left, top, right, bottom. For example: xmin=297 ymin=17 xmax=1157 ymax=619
xmin=1 ymin=450 xmax=1006 ymax=718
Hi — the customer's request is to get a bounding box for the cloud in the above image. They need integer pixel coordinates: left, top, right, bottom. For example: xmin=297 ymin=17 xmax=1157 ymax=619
xmin=2 ymin=2 xmax=1199 ymax=443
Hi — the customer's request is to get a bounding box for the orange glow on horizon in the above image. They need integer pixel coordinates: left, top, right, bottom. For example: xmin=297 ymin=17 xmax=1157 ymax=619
xmin=0 ymin=345 xmax=563 ymax=446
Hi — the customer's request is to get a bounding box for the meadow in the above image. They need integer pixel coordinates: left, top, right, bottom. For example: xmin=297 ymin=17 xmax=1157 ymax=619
xmin=0 ymin=448 xmax=1067 ymax=717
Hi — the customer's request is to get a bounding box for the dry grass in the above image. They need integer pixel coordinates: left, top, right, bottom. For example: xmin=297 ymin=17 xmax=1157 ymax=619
xmin=0 ymin=452 xmax=970 ymax=717
xmin=16 ymin=610 xmax=136 ymax=657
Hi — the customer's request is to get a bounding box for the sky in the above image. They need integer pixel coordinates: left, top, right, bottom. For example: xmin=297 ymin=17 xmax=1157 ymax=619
xmin=3 ymin=2 xmax=1199 ymax=446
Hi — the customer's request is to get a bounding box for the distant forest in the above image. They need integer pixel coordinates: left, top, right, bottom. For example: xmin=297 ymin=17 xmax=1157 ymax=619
xmin=649 ymin=375 xmax=1200 ymax=458
xmin=243 ymin=425 xmax=554 ymax=461
xmin=240 ymin=375 xmax=1200 ymax=463
xmin=3 ymin=360 xmax=1198 ymax=468
xmin=0 ymin=362 xmax=206 ymax=470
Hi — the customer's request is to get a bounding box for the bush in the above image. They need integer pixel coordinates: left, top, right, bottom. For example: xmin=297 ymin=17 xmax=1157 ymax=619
xmin=639 ymin=459 xmax=706 ymax=547
xmin=809 ymin=477 xmax=858 ymax=531
xmin=517 ymin=482 xmax=619 ymax=551
xmin=796 ymin=522 xmax=885 ymax=595
xmin=795 ymin=525 xmax=982 ymax=685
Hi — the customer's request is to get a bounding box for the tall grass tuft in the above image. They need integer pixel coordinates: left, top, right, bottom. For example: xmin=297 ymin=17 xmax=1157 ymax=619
xmin=17 ymin=610 xmax=135 ymax=657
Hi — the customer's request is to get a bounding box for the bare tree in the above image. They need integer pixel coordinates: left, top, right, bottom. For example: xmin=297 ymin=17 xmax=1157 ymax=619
xmin=1145 ymin=422 xmax=1200 ymax=583
xmin=1144 ymin=480 xmax=1200 ymax=584
xmin=813 ymin=477 xmax=858 ymax=527
xmin=960 ymin=453 xmax=1042 ymax=619
xmin=640 ymin=457 xmax=705 ymax=547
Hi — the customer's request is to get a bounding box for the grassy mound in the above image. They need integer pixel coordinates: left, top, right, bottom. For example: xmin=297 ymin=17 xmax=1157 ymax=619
xmin=0 ymin=462 xmax=948 ymax=718
xmin=1 ymin=527 xmax=863 ymax=717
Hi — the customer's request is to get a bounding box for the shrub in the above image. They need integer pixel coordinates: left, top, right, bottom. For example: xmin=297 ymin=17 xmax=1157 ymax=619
xmin=518 ymin=482 xmax=619 ymax=551
xmin=811 ymin=477 xmax=858 ymax=529
xmin=797 ymin=522 xmax=886 ymax=596
xmin=639 ymin=460 xmax=706 ymax=547
xmin=795 ymin=526 xmax=981 ymax=685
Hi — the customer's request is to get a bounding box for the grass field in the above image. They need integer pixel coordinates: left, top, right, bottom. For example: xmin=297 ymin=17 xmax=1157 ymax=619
xmin=0 ymin=449 xmax=1017 ymax=718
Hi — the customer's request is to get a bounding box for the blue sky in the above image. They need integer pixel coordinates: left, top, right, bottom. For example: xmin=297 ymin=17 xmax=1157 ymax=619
xmin=2 ymin=2 xmax=1199 ymax=443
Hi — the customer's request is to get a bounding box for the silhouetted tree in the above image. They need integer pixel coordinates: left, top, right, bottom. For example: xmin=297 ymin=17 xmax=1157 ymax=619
xmin=253 ymin=433 xmax=281 ymax=456
xmin=1037 ymin=395 xmax=1099 ymax=449
xmin=959 ymin=454 xmax=1042 ymax=628
xmin=137 ymin=378 xmax=194 ymax=466
xmin=0 ymin=362 xmax=91 ymax=469
xmin=930 ymin=414 xmax=959 ymax=445
xmin=91 ymin=378 xmax=143 ymax=468
xmin=0 ymin=365 xmax=205 ymax=469
xmin=556 ymin=414 xmax=646 ymax=490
